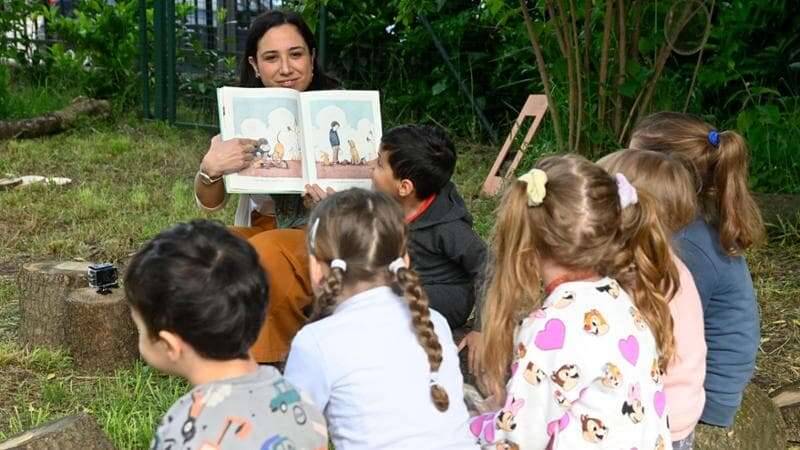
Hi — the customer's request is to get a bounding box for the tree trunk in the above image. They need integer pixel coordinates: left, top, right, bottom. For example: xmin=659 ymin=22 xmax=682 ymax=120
xmin=65 ymin=288 xmax=138 ymax=374
xmin=16 ymin=261 xmax=93 ymax=350
xmin=0 ymin=97 xmax=110 ymax=140
xmin=694 ymin=384 xmax=787 ymax=450
xmin=0 ymin=412 xmax=115 ymax=450
xmin=771 ymin=382 xmax=800 ymax=444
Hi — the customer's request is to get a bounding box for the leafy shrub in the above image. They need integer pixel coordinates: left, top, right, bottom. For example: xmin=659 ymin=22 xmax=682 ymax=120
xmin=41 ymin=0 xmax=143 ymax=105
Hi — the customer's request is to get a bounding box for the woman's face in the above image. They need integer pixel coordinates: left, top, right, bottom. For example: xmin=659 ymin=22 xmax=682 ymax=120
xmin=248 ymin=24 xmax=314 ymax=91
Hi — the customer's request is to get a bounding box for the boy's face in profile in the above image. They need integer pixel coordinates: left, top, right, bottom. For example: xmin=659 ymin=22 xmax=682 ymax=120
xmin=371 ymin=149 xmax=401 ymax=199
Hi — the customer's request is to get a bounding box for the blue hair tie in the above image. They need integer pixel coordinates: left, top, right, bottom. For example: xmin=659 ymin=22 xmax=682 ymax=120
xmin=708 ymin=130 xmax=720 ymax=148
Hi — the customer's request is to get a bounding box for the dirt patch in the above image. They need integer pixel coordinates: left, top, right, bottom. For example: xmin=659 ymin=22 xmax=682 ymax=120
xmin=750 ymin=243 xmax=800 ymax=393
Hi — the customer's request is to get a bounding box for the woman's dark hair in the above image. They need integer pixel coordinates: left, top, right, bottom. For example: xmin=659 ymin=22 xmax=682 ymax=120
xmin=380 ymin=124 xmax=457 ymax=199
xmin=124 ymin=220 xmax=269 ymax=360
xmin=239 ymin=10 xmax=339 ymax=90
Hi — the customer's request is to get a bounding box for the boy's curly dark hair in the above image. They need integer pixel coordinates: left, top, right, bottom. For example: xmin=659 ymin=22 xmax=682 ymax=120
xmin=124 ymin=220 xmax=268 ymax=360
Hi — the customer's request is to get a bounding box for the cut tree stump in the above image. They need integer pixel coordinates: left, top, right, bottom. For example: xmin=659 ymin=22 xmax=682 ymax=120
xmin=16 ymin=261 xmax=93 ymax=350
xmin=771 ymin=382 xmax=800 ymax=443
xmin=0 ymin=97 xmax=110 ymax=140
xmin=65 ymin=288 xmax=138 ymax=374
xmin=0 ymin=412 xmax=115 ymax=449
xmin=695 ymin=383 xmax=788 ymax=450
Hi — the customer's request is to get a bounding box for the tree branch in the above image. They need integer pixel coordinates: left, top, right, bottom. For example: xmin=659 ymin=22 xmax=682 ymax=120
xmin=612 ymin=0 xmax=627 ymax=136
xmin=520 ymin=0 xmax=565 ymax=152
xmin=597 ymin=0 xmax=614 ymax=128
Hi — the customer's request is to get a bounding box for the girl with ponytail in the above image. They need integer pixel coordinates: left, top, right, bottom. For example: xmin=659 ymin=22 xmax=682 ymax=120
xmin=473 ymin=155 xmax=673 ymax=449
xmin=284 ymin=188 xmax=476 ymax=450
xmin=629 ymin=112 xmax=764 ymax=429
xmin=598 ymin=149 xmax=706 ymax=448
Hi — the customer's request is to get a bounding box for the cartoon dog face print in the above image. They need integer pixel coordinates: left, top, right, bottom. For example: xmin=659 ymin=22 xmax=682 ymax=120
xmin=583 ymin=309 xmax=609 ymax=335
xmin=580 ymin=415 xmax=608 ymax=443
xmin=516 ymin=342 xmax=527 ymax=359
xmin=651 ymin=358 xmax=663 ymax=384
xmin=629 ymin=306 xmax=648 ymax=331
xmin=552 ymin=291 xmax=576 ymax=309
xmin=554 ymin=389 xmax=572 ymax=409
xmin=600 ymin=363 xmax=623 ymax=389
xmin=523 ymin=361 xmax=547 ymax=386
xmin=495 ymin=439 xmax=520 ymax=450
xmin=596 ymin=279 xmax=620 ymax=298
xmin=551 ymin=364 xmax=581 ymax=391
xmin=495 ymin=397 xmax=525 ymax=432
xmin=621 ymin=382 xmax=646 ymax=424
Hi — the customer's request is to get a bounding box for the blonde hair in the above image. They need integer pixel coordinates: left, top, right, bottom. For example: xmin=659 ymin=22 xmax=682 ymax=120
xmin=630 ymin=112 xmax=766 ymax=254
xmin=307 ymin=188 xmax=449 ymax=412
xmin=597 ymin=149 xmax=698 ymax=234
xmin=478 ymin=155 xmax=677 ymax=399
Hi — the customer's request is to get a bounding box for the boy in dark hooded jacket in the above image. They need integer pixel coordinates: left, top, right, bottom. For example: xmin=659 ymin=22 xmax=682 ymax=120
xmin=371 ymin=124 xmax=487 ymax=329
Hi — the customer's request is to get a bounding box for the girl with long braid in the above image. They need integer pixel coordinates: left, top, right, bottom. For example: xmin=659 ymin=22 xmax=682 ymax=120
xmin=284 ymin=189 xmax=476 ymax=450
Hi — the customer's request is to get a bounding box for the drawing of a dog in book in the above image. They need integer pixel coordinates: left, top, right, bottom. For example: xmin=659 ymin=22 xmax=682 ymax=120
xmin=346 ymin=139 xmax=366 ymax=165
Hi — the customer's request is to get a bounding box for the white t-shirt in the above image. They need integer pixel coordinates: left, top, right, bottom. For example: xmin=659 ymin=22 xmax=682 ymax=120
xmin=284 ymin=286 xmax=477 ymax=450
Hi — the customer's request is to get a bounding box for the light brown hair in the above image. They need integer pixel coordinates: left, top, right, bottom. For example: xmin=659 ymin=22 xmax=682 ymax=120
xmin=307 ymin=188 xmax=449 ymax=412
xmin=630 ymin=112 xmax=766 ymax=254
xmin=597 ymin=149 xmax=698 ymax=234
xmin=478 ymin=155 xmax=677 ymax=399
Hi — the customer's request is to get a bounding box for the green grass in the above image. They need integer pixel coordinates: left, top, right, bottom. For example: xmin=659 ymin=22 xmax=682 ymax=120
xmin=0 ymin=275 xmax=189 ymax=449
xmin=0 ymin=118 xmax=236 ymax=261
xmin=0 ymin=347 xmax=188 ymax=448
xmin=1 ymin=115 xmax=798 ymax=448
xmin=0 ymin=76 xmax=85 ymax=121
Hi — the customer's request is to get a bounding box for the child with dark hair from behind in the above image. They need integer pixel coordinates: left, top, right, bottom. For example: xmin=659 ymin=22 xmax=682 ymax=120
xmin=284 ymin=189 xmax=477 ymax=449
xmin=124 ymin=220 xmax=327 ymax=450
xmin=371 ymin=124 xmax=487 ymax=372
xmin=629 ymin=112 xmax=765 ymax=430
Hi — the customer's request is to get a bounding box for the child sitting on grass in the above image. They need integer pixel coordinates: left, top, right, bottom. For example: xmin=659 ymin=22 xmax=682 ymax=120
xmin=473 ymin=155 xmax=675 ymax=449
xmin=370 ymin=124 xmax=487 ymax=330
xmin=284 ymin=189 xmax=476 ymax=449
xmin=598 ymin=149 xmax=707 ymax=449
xmin=630 ymin=112 xmax=765 ymax=429
xmin=124 ymin=220 xmax=327 ymax=450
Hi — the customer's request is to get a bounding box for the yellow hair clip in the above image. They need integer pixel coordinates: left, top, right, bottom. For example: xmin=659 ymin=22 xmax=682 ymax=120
xmin=518 ymin=168 xmax=548 ymax=206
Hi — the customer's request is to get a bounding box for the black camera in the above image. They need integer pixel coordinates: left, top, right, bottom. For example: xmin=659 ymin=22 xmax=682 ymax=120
xmin=88 ymin=263 xmax=118 ymax=294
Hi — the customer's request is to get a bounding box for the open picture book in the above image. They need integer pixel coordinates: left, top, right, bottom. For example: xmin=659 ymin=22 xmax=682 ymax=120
xmin=217 ymin=87 xmax=382 ymax=194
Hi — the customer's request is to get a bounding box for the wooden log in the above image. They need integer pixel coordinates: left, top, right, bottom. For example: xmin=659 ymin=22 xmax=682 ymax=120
xmin=65 ymin=288 xmax=138 ymax=374
xmin=695 ymin=383 xmax=788 ymax=450
xmin=16 ymin=261 xmax=93 ymax=349
xmin=771 ymin=382 xmax=800 ymax=443
xmin=0 ymin=412 xmax=115 ymax=449
xmin=0 ymin=97 xmax=110 ymax=140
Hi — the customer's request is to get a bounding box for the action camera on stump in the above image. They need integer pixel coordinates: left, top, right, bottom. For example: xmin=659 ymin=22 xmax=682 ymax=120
xmin=88 ymin=263 xmax=118 ymax=294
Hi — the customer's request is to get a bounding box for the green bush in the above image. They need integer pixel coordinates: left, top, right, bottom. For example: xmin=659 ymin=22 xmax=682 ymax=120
xmin=41 ymin=0 xmax=142 ymax=105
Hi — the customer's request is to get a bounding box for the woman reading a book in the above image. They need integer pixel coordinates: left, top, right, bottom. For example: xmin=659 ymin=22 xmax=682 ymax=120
xmin=194 ymin=10 xmax=338 ymax=364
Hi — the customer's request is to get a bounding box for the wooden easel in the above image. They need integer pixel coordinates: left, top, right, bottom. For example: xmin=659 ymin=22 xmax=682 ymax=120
xmin=481 ymin=95 xmax=549 ymax=197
